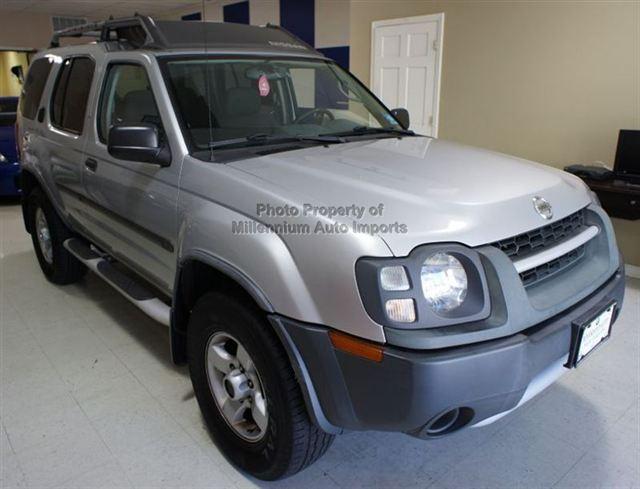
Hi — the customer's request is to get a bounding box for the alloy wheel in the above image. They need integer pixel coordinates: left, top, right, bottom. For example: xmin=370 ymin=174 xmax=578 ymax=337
xmin=35 ymin=207 xmax=53 ymax=265
xmin=205 ymin=331 xmax=268 ymax=442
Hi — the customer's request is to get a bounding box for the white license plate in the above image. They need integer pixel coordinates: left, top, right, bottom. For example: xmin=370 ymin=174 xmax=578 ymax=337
xmin=573 ymin=303 xmax=615 ymax=366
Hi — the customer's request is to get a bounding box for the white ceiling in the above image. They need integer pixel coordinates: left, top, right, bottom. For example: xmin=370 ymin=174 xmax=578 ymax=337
xmin=0 ymin=0 xmax=205 ymax=18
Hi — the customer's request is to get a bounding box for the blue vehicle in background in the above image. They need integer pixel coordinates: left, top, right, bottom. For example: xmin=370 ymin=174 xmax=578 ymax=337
xmin=0 ymin=96 xmax=21 ymax=196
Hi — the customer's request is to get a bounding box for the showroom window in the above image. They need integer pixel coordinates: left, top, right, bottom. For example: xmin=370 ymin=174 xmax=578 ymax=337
xmin=97 ymin=63 xmax=162 ymax=143
xmin=19 ymin=57 xmax=53 ymax=120
xmin=50 ymin=57 xmax=95 ymax=134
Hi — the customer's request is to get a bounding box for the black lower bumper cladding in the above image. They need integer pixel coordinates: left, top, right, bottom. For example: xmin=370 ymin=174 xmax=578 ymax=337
xmin=270 ymin=266 xmax=625 ymax=435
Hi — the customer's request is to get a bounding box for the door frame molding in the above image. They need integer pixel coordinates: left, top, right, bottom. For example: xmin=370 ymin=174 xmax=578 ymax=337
xmin=370 ymin=13 xmax=445 ymax=137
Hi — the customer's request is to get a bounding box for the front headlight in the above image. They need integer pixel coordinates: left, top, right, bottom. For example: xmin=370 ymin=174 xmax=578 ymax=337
xmin=355 ymin=244 xmax=490 ymax=329
xmin=421 ymin=252 xmax=468 ymax=313
xmin=0 ymin=153 xmax=6 ymax=163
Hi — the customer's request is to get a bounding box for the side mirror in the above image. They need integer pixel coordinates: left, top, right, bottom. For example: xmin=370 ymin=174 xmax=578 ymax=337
xmin=391 ymin=108 xmax=410 ymax=130
xmin=11 ymin=65 xmax=24 ymax=84
xmin=107 ymin=124 xmax=170 ymax=166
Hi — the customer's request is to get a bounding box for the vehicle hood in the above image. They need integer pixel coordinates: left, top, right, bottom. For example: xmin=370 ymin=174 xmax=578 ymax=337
xmin=228 ymin=137 xmax=591 ymax=256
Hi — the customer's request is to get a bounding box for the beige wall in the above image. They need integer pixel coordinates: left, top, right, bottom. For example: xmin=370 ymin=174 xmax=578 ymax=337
xmin=316 ymin=0 xmax=350 ymax=48
xmin=0 ymin=2 xmax=636 ymax=264
xmin=0 ymin=51 xmax=29 ymax=97
xmin=0 ymin=11 xmax=53 ymax=49
xmin=350 ymin=0 xmax=639 ymax=266
xmin=249 ymin=0 xmax=279 ymax=26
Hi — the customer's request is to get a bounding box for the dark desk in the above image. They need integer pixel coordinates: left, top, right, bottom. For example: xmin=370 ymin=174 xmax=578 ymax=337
xmin=582 ymin=178 xmax=640 ymax=220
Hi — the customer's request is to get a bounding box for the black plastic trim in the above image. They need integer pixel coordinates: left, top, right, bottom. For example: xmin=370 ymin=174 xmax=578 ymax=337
xmin=273 ymin=265 xmax=625 ymax=433
xmin=169 ymin=251 xmax=275 ymax=365
xmin=565 ymin=299 xmax=616 ymax=368
xmin=355 ymin=243 xmax=491 ymax=329
xmin=268 ymin=315 xmax=343 ymax=435
xmin=96 ymin=260 xmax=155 ymax=301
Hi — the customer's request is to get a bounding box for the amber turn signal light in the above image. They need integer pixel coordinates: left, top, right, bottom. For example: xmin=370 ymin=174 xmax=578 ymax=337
xmin=328 ymin=330 xmax=384 ymax=362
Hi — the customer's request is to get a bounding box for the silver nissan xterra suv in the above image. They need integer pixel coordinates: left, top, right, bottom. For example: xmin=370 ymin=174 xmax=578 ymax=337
xmin=17 ymin=16 xmax=625 ymax=480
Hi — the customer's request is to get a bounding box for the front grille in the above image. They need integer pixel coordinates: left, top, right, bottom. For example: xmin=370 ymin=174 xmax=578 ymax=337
xmin=491 ymin=209 xmax=585 ymax=260
xmin=491 ymin=209 xmax=588 ymax=287
xmin=519 ymin=244 xmax=586 ymax=287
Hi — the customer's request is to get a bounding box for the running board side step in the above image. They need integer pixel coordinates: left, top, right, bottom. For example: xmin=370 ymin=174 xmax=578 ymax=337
xmin=64 ymin=238 xmax=171 ymax=326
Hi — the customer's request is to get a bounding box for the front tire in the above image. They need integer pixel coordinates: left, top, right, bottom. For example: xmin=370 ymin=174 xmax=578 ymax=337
xmin=27 ymin=188 xmax=86 ymax=285
xmin=187 ymin=292 xmax=334 ymax=480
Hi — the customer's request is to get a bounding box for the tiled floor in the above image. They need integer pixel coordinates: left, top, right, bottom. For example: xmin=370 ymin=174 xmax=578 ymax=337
xmin=1 ymin=199 xmax=639 ymax=489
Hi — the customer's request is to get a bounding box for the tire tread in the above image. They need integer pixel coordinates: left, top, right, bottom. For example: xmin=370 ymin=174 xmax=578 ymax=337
xmin=255 ymin=302 xmax=334 ymax=476
xmin=187 ymin=292 xmax=334 ymax=480
xmin=28 ymin=188 xmax=85 ymax=285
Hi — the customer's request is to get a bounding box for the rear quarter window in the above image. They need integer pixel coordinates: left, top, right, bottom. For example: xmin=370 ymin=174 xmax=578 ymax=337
xmin=51 ymin=57 xmax=95 ymax=134
xmin=19 ymin=57 xmax=53 ymax=120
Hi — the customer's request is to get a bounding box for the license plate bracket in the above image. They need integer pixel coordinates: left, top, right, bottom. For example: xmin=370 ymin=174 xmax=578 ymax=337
xmin=565 ymin=301 xmax=616 ymax=368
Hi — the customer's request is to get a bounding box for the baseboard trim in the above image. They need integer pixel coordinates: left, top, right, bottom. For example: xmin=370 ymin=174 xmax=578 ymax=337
xmin=625 ymin=264 xmax=640 ymax=279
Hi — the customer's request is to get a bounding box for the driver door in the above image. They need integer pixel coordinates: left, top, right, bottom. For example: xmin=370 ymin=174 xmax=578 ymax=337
xmin=82 ymin=60 xmax=180 ymax=293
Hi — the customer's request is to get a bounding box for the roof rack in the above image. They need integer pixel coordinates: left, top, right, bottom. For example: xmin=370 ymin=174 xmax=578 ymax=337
xmin=50 ymin=15 xmax=165 ymax=49
xmin=49 ymin=15 xmax=323 ymax=57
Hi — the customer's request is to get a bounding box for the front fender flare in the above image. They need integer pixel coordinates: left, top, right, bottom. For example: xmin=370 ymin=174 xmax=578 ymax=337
xmin=170 ymin=250 xmax=275 ymax=364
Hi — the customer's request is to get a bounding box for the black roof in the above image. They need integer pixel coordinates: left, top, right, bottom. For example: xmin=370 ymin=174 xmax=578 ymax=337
xmin=50 ymin=15 xmax=322 ymax=57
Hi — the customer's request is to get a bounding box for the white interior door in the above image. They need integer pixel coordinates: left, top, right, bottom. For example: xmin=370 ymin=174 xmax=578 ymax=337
xmin=371 ymin=14 xmax=444 ymax=137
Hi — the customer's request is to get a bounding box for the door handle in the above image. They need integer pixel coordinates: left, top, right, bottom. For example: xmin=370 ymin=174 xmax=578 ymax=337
xmin=85 ymin=158 xmax=98 ymax=171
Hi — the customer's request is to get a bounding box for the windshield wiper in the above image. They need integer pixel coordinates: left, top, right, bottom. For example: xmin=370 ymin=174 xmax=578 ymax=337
xmin=326 ymin=126 xmax=416 ymax=138
xmin=209 ymin=133 xmax=345 ymax=150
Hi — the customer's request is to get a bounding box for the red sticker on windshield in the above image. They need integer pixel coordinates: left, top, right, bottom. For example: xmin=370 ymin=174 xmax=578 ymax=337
xmin=258 ymin=74 xmax=270 ymax=97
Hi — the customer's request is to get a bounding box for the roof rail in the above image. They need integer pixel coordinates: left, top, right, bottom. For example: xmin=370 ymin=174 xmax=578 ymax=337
xmin=48 ymin=16 xmax=323 ymax=57
xmin=50 ymin=14 xmax=166 ymax=49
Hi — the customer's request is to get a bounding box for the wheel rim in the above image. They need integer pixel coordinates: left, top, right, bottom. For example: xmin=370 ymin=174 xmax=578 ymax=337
xmin=205 ymin=332 xmax=268 ymax=442
xmin=35 ymin=207 xmax=53 ymax=265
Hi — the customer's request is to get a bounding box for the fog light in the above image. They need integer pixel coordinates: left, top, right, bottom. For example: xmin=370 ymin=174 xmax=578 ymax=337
xmin=380 ymin=266 xmax=410 ymax=291
xmin=385 ymin=298 xmax=416 ymax=323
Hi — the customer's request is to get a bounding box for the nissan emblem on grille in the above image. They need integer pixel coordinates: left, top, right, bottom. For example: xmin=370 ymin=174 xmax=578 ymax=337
xmin=532 ymin=196 xmax=553 ymax=220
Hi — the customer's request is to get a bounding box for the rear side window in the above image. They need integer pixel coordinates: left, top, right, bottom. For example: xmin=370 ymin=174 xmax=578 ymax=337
xmin=19 ymin=58 xmax=53 ymax=120
xmin=51 ymin=57 xmax=95 ymax=134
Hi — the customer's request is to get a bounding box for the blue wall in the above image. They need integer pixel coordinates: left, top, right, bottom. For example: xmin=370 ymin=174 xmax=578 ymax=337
xmin=216 ymin=0 xmax=350 ymax=70
xmin=317 ymin=46 xmax=350 ymax=70
xmin=280 ymin=0 xmax=315 ymax=47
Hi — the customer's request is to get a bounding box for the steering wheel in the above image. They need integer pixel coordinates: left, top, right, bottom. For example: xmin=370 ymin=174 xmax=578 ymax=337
xmin=294 ymin=108 xmax=335 ymax=125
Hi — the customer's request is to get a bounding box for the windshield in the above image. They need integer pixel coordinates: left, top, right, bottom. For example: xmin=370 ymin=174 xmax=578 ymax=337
xmin=163 ymin=57 xmax=404 ymax=152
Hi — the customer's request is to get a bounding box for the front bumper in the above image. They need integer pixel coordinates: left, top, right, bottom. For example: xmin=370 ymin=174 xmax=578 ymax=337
xmin=269 ymin=265 xmax=625 ymax=436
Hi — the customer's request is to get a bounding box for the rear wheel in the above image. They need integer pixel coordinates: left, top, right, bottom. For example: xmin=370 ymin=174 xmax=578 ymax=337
xmin=187 ymin=292 xmax=334 ymax=480
xmin=27 ymin=188 xmax=86 ymax=284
